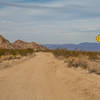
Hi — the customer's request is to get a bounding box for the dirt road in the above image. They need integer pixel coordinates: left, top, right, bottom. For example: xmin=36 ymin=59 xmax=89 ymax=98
xmin=0 ymin=52 xmax=100 ymax=100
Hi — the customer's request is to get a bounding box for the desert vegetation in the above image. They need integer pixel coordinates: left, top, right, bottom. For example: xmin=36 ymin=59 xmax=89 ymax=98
xmin=51 ymin=49 xmax=100 ymax=60
xmin=0 ymin=48 xmax=34 ymax=61
xmin=0 ymin=48 xmax=33 ymax=56
xmin=51 ymin=48 xmax=100 ymax=75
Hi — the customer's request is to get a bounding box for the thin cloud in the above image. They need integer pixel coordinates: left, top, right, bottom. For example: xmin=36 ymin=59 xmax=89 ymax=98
xmin=0 ymin=1 xmax=63 ymax=9
xmin=0 ymin=0 xmax=100 ymax=43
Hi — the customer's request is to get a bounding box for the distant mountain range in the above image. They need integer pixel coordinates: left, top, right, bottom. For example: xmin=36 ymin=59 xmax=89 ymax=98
xmin=1 ymin=35 xmax=100 ymax=51
xmin=44 ymin=42 xmax=100 ymax=51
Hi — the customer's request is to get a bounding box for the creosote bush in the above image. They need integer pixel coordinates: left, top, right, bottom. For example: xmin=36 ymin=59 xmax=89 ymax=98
xmin=51 ymin=49 xmax=100 ymax=75
xmin=51 ymin=48 xmax=100 ymax=61
xmin=68 ymin=57 xmax=88 ymax=69
xmin=0 ymin=48 xmax=34 ymax=57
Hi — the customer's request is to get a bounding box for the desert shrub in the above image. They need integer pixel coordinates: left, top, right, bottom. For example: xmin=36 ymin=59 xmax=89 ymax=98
xmin=52 ymin=49 xmax=82 ymax=58
xmin=68 ymin=58 xmax=75 ymax=67
xmin=51 ymin=49 xmax=76 ymax=58
xmin=51 ymin=49 xmax=100 ymax=61
xmin=0 ymin=48 xmax=34 ymax=57
xmin=0 ymin=49 xmax=5 ymax=56
xmin=1 ymin=55 xmax=15 ymax=60
xmin=87 ymin=62 xmax=100 ymax=75
xmin=51 ymin=48 xmax=100 ymax=75
xmin=87 ymin=52 xmax=99 ymax=61
xmin=68 ymin=57 xmax=88 ymax=69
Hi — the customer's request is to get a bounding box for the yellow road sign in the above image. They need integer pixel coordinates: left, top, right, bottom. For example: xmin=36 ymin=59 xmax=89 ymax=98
xmin=96 ymin=34 xmax=100 ymax=43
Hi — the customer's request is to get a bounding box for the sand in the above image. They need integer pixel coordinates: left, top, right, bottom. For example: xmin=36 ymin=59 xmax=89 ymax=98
xmin=0 ymin=52 xmax=100 ymax=100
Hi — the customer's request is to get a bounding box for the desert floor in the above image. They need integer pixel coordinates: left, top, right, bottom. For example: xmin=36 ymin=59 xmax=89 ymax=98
xmin=0 ymin=52 xmax=100 ymax=100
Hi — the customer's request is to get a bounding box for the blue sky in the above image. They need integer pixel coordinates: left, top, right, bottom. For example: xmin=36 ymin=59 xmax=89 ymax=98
xmin=0 ymin=0 xmax=100 ymax=44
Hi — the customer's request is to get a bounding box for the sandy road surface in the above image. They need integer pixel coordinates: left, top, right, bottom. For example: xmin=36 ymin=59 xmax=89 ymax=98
xmin=0 ymin=52 xmax=100 ymax=100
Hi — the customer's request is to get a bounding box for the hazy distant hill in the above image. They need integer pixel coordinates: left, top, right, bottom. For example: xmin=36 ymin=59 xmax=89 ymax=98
xmin=13 ymin=40 xmax=47 ymax=51
xmin=44 ymin=42 xmax=100 ymax=51
xmin=0 ymin=35 xmax=13 ymax=49
xmin=0 ymin=35 xmax=47 ymax=51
